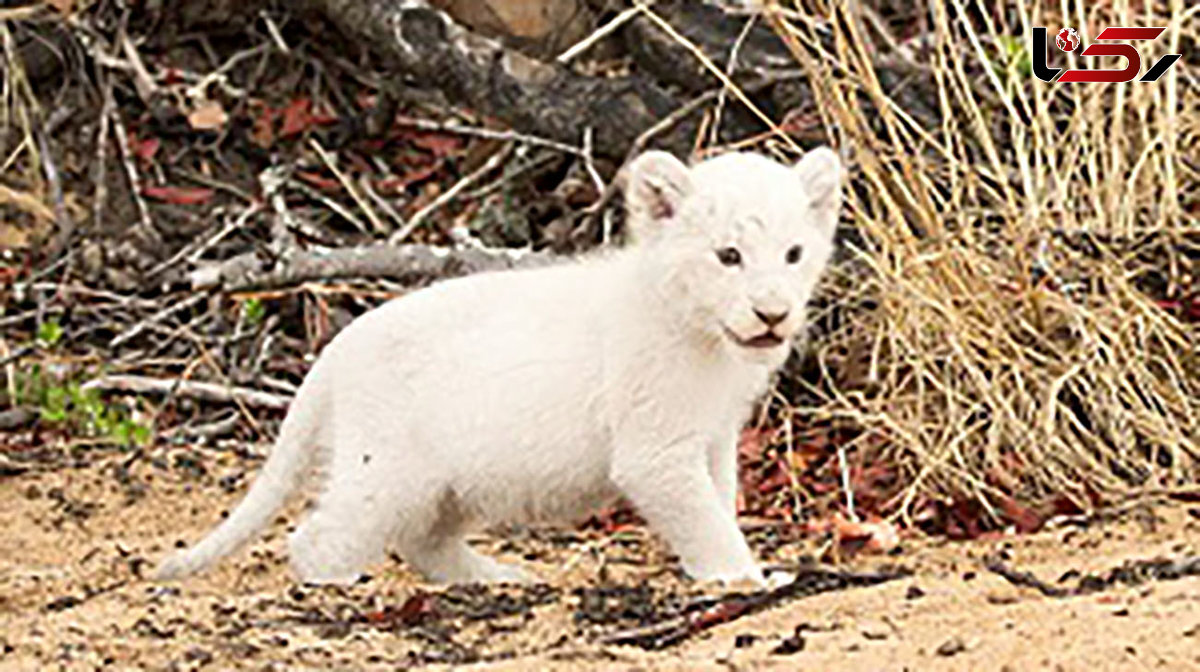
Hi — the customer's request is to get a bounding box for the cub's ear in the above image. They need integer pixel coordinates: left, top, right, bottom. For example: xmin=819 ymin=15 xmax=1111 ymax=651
xmin=624 ymin=150 xmax=692 ymax=237
xmin=794 ymin=146 xmax=843 ymax=229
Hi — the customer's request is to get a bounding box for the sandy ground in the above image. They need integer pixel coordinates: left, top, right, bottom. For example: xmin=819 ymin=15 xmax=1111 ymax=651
xmin=1 ymin=444 xmax=1199 ymax=671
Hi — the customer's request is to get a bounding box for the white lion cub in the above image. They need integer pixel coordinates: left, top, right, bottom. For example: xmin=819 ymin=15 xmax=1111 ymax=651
xmin=156 ymin=147 xmax=842 ymax=586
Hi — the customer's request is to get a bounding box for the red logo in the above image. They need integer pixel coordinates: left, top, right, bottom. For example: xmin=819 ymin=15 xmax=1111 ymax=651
xmin=1055 ymin=27 xmax=1080 ymax=52
xmin=1032 ymin=26 xmax=1181 ymax=83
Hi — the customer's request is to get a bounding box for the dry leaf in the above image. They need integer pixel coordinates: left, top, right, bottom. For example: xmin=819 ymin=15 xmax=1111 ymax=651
xmin=129 ymin=134 xmax=161 ymax=162
xmin=45 ymin=0 xmax=75 ymax=15
xmin=829 ymin=514 xmax=900 ymax=554
xmin=280 ymin=98 xmax=313 ymax=137
xmin=250 ymin=101 xmax=277 ymax=149
xmin=142 ymin=186 xmax=215 ymax=205
xmin=188 ymin=102 xmax=228 ymax=131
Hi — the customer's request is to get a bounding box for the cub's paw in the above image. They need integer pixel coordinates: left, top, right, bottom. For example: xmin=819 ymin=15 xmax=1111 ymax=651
xmin=764 ymin=568 xmax=795 ymax=590
xmin=480 ymin=562 xmax=534 ymax=585
xmin=689 ymin=566 xmax=767 ymax=591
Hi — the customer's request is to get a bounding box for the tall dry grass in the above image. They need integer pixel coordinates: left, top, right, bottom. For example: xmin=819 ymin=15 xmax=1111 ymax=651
xmin=760 ymin=0 xmax=1198 ymax=521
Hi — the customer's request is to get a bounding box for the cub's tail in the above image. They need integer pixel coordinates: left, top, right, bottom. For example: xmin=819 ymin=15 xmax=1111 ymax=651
xmin=154 ymin=364 xmax=328 ymax=580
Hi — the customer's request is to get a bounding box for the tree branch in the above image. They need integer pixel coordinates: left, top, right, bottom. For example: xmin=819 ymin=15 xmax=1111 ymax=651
xmin=189 ymin=243 xmax=557 ymax=291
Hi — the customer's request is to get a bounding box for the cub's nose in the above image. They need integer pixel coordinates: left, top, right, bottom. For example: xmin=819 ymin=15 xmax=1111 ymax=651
xmin=753 ymin=308 xmax=789 ymax=327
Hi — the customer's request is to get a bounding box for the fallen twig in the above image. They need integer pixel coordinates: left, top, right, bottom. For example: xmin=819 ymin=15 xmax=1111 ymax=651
xmin=109 ymin=292 xmax=210 ymax=349
xmin=82 ymin=375 xmax=292 ymax=410
xmin=389 ymin=143 xmax=514 ymax=244
xmin=596 ymin=565 xmax=909 ymax=650
xmin=189 ymin=243 xmax=557 ymax=292
xmin=309 ymin=138 xmax=389 ymax=236
xmin=985 ymin=555 xmax=1200 ymax=598
xmin=392 ymin=116 xmax=586 ymax=157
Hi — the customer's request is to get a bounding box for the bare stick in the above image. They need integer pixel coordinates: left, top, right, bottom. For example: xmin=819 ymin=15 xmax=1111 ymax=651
xmin=190 ymin=242 xmax=555 ymax=292
xmin=392 ymin=116 xmax=585 ymax=157
xmin=388 ymin=143 xmax=514 ymax=244
xmin=596 ymin=565 xmax=909 ymax=649
xmin=309 ymin=138 xmax=389 ymax=235
xmin=82 ymin=375 xmax=292 ymax=410
xmin=556 ymin=5 xmax=641 ymax=63
xmin=110 ymin=292 xmax=210 ymax=349
xmin=110 ymin=107 xmax=154 ymax=233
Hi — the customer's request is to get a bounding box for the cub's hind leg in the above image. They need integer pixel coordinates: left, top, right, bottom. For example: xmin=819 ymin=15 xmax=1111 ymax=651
xmin=399 ymin=535 xmax=531 ymax=585
xmin=288 ymin=478 xmax=403 ymax=585
xmin=392 ymin=497 xmax=531 ymax=584
xmin=287 ymin=440 xmax=424 ymax=584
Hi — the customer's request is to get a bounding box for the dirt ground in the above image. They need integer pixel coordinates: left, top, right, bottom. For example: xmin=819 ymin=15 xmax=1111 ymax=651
xmin=2 ymin=444 xmax=1199 ymax=671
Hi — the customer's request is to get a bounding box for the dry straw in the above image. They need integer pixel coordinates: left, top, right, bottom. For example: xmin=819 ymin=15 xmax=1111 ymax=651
xmin=748 ymin=0 xmax=1198 ymax=522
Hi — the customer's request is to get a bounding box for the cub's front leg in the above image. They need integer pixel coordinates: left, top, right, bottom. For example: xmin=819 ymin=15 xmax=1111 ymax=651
xmin=612 ymin=437 xmax=763 ymax=585
xmin=708 ymin=429 xmax=740 ymax=517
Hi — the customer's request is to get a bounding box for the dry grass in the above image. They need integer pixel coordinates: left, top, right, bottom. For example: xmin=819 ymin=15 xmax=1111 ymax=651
xmin=0 ymin=8 xmax=53 ymax=249
xmin=756 ymin=0 xmax=1199 ymax=520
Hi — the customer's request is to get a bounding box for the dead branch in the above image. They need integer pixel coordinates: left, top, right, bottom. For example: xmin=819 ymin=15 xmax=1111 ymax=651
xmin=595 ymin=565 xmax=909 ymax=650
xmin=82 ymin=375 xmax=292 ymax=410
xmin=189 ymin=243 xmax=558 ymax=291
xmin=307 ymin=0 xmax=689 ymax=158
xmin=985 ymin=555 xmax=1200 ymax=598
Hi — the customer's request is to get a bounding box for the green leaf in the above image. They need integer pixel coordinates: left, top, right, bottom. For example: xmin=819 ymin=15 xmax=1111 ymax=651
xmin=40 ymin=407 xmax=67 ymax=422
xmin=242 ymin=298 xmax=266 ymax=326
xmin=37 ymin=320 xmax=63 ymax=347
xmin=131 ymin=424 xmax=152 ymax=446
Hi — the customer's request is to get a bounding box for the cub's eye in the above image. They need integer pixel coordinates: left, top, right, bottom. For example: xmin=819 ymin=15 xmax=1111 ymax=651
xmin=715 ymin=247 xmax=742 ymax=267
xmin=785 ymin=245 xmax=804 ymax=264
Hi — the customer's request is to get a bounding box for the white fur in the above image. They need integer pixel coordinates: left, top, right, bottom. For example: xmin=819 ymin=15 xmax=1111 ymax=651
xmin=155 ymin=148 xmax=842 ymax=586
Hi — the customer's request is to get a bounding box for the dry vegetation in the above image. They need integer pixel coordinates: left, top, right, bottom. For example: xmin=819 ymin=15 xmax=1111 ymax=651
xmin=766 ymin=1 xmax=1198 ymax=527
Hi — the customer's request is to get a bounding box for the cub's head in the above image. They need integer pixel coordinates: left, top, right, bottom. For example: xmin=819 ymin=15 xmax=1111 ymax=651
xmin=624 ymin=148 xmax=842 ymax=360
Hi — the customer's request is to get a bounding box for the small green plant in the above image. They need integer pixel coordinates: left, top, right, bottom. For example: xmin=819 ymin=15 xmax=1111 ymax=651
xmin=36 ymin=319 xmax=63 ymax=347
xmin=36 ymin=379 xmax=151 ymax=446
xmin=241 ymin=297 xmax=266 ymax=327
xmin=13 ymin=321 xmax=151 ymax=447
xmin=994 ymin=35 xmax=1032 ymax=86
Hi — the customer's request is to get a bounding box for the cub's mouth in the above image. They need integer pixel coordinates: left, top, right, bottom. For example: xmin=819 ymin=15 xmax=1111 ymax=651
xmin=723 ymin=326 xmax=786 ymax=349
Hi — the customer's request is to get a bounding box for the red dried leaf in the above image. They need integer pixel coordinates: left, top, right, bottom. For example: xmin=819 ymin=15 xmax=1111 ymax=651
xmin=309 ymin=109 xmax=339 ymax=126
xmin=363 ymin=610 xmax=389 ymax=624
xmin=129 ymin=134 xmax=160 ymax=162
xmin=411 ymin=132 xmax=462 ymax=156
xmin=365 ymin=591 xmax=435 ymax=628
xmin=756 ymin=467 xmax=791 ymax=494
xmin=394 ymin=591 xmax=435 ymax=624
xmin=250 ymin=102 xmax=277 ymax=149
xmin=280 ymin=98 xmax=313 ymax=138
xmin=997 ymin=495 xmax=1045 ymax=533
xmin=142 ymin=185 xmax=215 ymax=205
xmin=832 ymin=514 xmax=900 ymax=554
xmin=737 ymin=427 xmax=770 ymax=461
xmin=689 ymin=600 xmax=753 ymax=629
xmin=295 ymin=170 xmax=341 ymax=191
